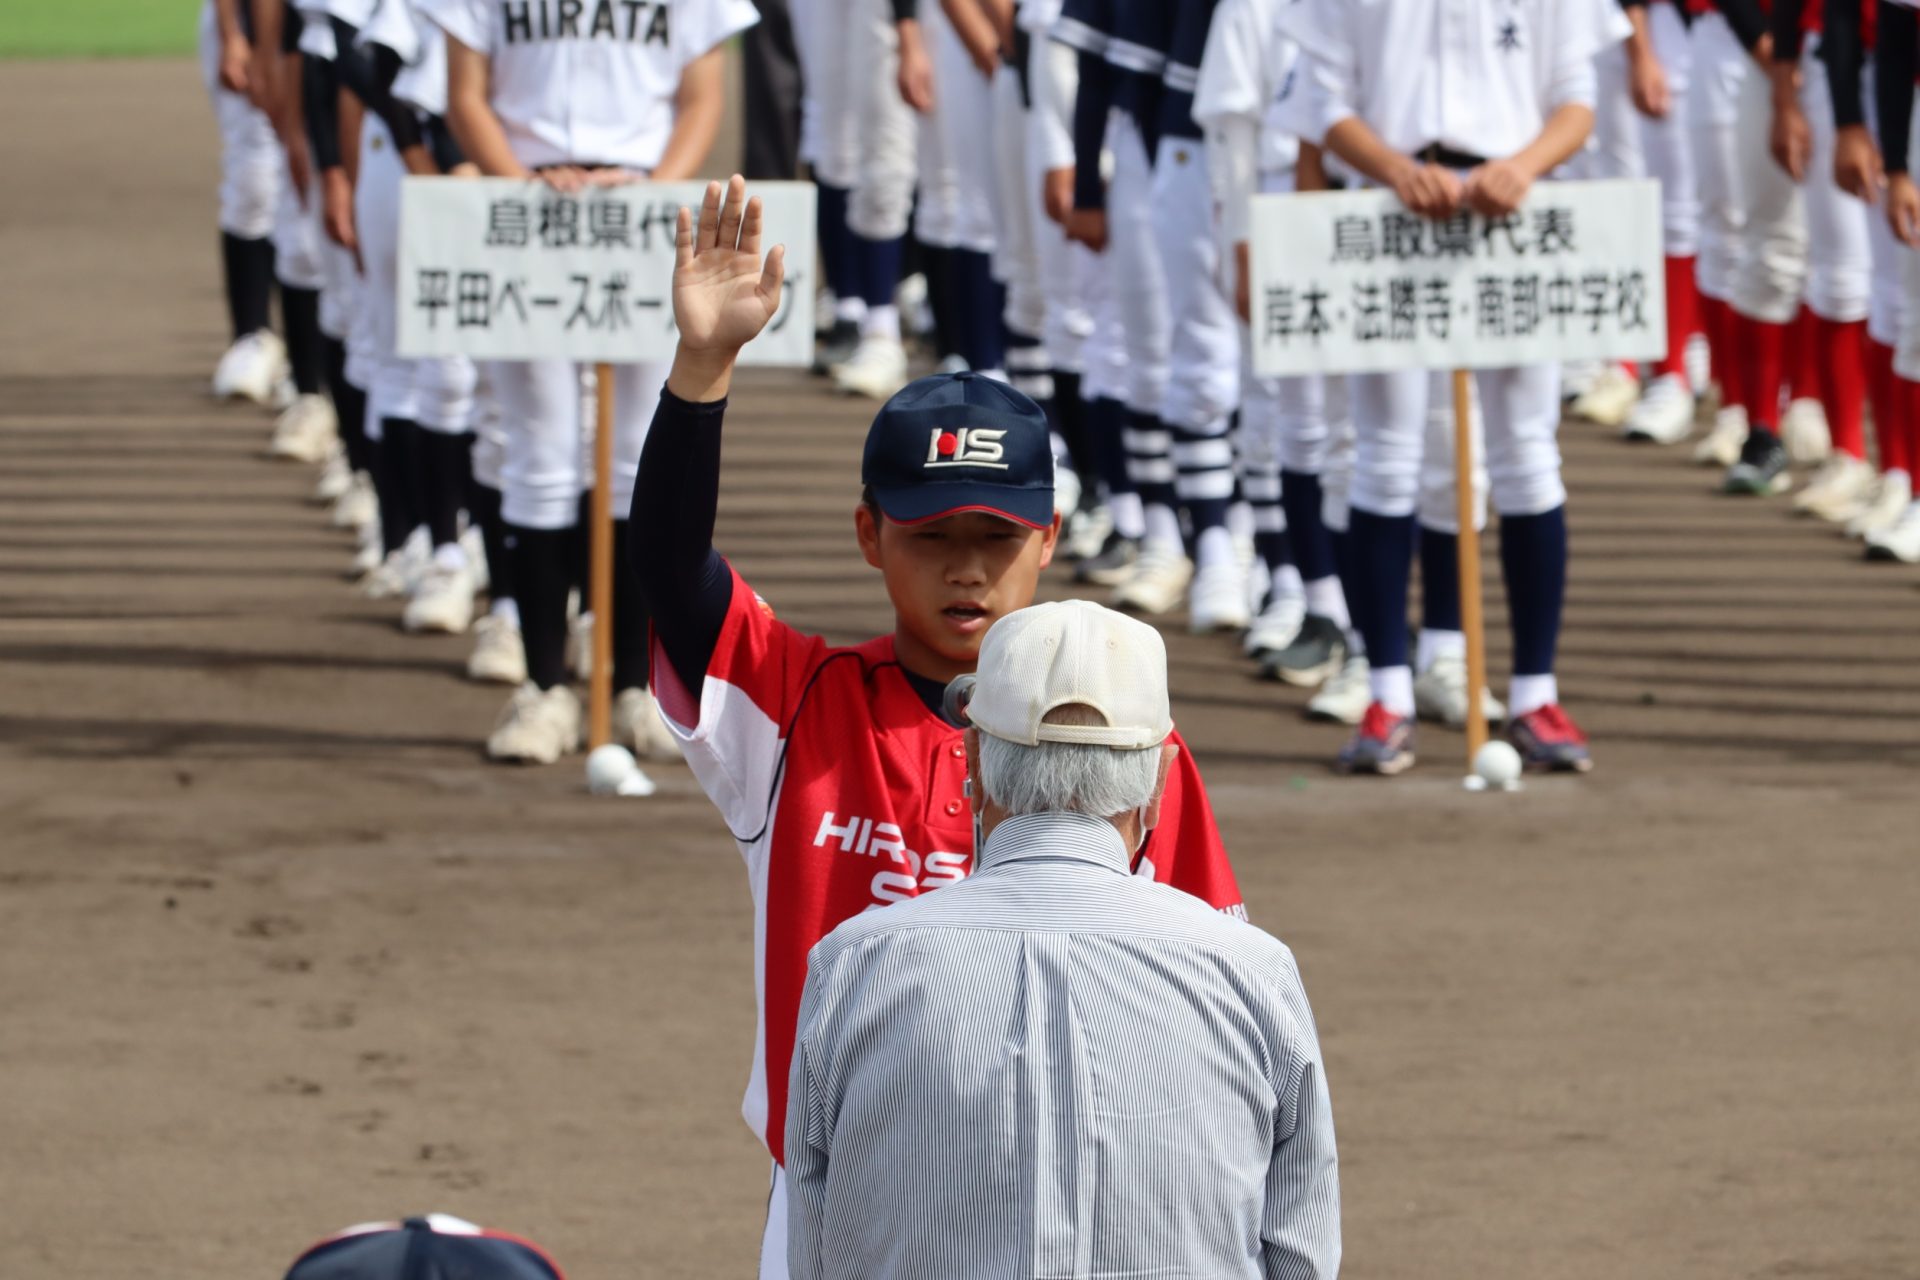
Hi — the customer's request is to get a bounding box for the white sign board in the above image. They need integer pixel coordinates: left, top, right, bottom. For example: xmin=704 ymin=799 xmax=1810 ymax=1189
xmin=1248 ymin=179 xmax=1664 ymax=378
xmin=397 ymin=178 xmax=816 ymax=365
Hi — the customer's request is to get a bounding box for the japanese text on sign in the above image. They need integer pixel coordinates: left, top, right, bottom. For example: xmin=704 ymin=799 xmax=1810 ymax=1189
xmin=398 ymin=179 xmax=817 ymax=365
xmin=1247 ymin=180 xmax=1664 ymax=377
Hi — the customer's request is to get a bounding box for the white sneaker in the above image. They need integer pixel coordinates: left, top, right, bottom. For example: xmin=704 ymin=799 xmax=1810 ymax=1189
xmin=1571 ymin=364 xmax=1640 ymax=427
xmin=1684 ymin=333 xmax=1712 ymax=396
xmin=832 ymin=336 xmax=911 ymax=400
xmin=1782 ymin=397 xmax=1831 ymax=463
xmin=612 ymin=687 xmax=684 ymax=762
xmin=313 ymin=445 xmax=352 ymax=503
xmin=1306 ymin=654 xmax=1371 ymax=725
xmin=935 ymin=353 xmax=971 ymax=376
xmin=331 ymin=472 xmax=377 ymax=531
xmin=486 ymin=683 xmax=583 ymax=764
xmin=1792 ymin=454 xmax=1876 ymax=522
xmin=269 ymin=393 xmax=338 ymax=463
xmin=269 ymin=376 xmax=298 ymax=413
xmin=1560 ymin=359 xmax=1604 ymax=403
xmin=1694 ymin=405 xmax=1748 ymax=467
xmin=467 ymin=613 xmax=528 ymax=684
xmin=897 ymin=272 xmax=935 ymax=339
xmin=1188 ymin=560 xmax=1253 ymax=633
xmin=349 ymin=523 xmax=383 ymax=579
xmin=403 ymin=561 xmax=477 ymax=634
xmin=1112 ymin=541 xmax=1194 ymax=616
xmin=569 ymin=610 xmax=595 ymax=680
xmin=1865 ymin=502 xmax=1920 ymax=563
xmin=360 ymin=549 xmax=414 ymax=600
xmin=1622 ymin=372 xmax=1695 ymax=445
xmin=212 ymin=331 xmax=288 ymax=405
xmin=1064 ymin=504 xmax=1112 ymax=562
xmin=1412 ymin=652 xmax=1508 ymax=729
xmin=1843 ymin=471 xmax=1911 ymax=539
xmin=1243 ymin=592 xmax=1306 ymax=658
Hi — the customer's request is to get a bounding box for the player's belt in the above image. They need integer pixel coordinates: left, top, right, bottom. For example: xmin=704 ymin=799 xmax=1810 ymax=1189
xmin=1413 ymin=143 xmax=1489 ymax=170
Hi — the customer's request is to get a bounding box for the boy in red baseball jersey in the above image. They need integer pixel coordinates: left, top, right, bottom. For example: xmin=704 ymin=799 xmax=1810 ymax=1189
xmin=630 ymin=177 xmax=1244 ymax=1278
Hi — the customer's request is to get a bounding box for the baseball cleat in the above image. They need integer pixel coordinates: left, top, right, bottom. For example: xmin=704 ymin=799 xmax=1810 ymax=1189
xmin=486 ymin=682 xmax=584 ymax=765
xmin=1622 ymin=372 xmax=1695 ymax=445
xmin=1864 ymin=502 xmax=1920 ymax=563
xmin=313 ymin=445 xmax=352 ymax=503
xmin=1571 ymin=363 xmax=1639 ymax=427
xmin=1507 ymin=703 xmax=1594 ymax=773
xmin=1111 ymin=542 xmax=1194 ymax=615
xmin=1187 ymin=560 xmax=1253 ymax=633
xmin=1843 ymin=471 xmax=1911 ymax=539
xmin=613 ymin=687 xmax=685 ymax=762
xmin=832 ymin=335 xmax=910 ymax=400
xmin=269 ymin=393 xmax=339 ymax=464
xmin=1306 ymin=654 xmax=1371 ymax=724
xmin=1243 ymin=591 xmax=1307 ymax=660
xmin=812 ymin=318 xmax=859 ymax=376
xmin=1074 ymin=532 xmax=1139 ymax=586
xmin=1781 ymin=396 xmax=1831 ymax=464
xmin=331 ymin=472 xmax=377 ymax=531
xmin=1262 ymin=613 xmax=1346 ymax=687
xmin=467 ymin=613 xmax=528 ymax=685
xmin=1792 ymin=454 xmax=1875 ymax=522
xmin=1694 ymin=405 xmax=1748 ymax=467
xmin=1560 ymin=359 xmax=1604 ymax=404
xmin=403 ymin=561 xmax=477 ymax=634
xmin=212 ymin=330 xmax=290 ymax=406
xmin=1724 ymin=429 xmax=1792 ymax=495
xmin=1413 ymin=652 xmax=1507 ymax=728
xmin=1337 ymin=702 xmax=1417 ymax=775
xmin=1064 ymin=503 xmax=1113 ymax=562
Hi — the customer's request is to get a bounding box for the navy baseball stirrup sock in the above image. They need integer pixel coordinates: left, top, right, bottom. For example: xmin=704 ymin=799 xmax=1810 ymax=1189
xmin=857 ymin=234 xmax=905 ymax=310
xmin=1050 ymin=371 xmax=1097 ymax=486
xmin=386 ymin=418 xmax=428 ymax=550
xmin=1419 ymin=526 xmax=1462 ymax=634
xmin=610 ymin=519 xmax=651 ymax=693
xmin=1123 ymin=409 xmax=1177 ymax=516
xmin=816 ymin=184 xmax=857 ymax=306
xmin=371 ymin=424 xmax=416 ymax=556
xmin=469 ymin=483 xmax=515 ymax=607
xmin=507 ymin=524 xmax=573 ymax=690
xmin=1088 ymin=397 xmax=1135 ymax=498
xmin=420 ymin=430 xmax=473 ymax=550
xmin=920 ymin=242 xmax=960 ymax=361
xmin=1346 ymin=508 xmax=1417 ymax=670
xmin=1279 ymin=469 xmax=1334 ymax=582
xmin=281 ymin=286 xmax=325 ymax=395
xmin=222 ymin=232 xmax=276 ymax=339
xmin=1500 ymin=504 xmax=1569 ymax=677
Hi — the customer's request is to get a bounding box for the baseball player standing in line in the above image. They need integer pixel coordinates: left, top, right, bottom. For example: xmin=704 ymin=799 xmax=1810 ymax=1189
xmin=631 ymin=176 xmax=1245 ymax=1278
xmin=432 ymin=0 xmax=759 ymax=764
xmin=1281 ymin=0 xmax=1619 ymax=775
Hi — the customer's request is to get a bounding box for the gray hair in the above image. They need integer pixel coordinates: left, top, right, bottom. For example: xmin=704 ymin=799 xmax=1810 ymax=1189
xmin=976 ymin=704 xmax=1162 ymax=819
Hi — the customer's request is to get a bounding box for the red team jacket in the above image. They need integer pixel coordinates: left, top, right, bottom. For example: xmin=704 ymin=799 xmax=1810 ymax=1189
xmin=652 ymin=566 xmax=1246 ymax=1165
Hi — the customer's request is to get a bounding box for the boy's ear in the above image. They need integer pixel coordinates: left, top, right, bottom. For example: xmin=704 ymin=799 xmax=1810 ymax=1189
xmin=855 ymin=502 xmax=884 ymax=569
xmin=1036 ymin=511 xmax=1064 ymax=570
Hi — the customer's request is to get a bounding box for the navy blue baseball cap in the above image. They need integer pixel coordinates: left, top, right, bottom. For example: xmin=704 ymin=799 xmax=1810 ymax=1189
xmin=861 ymin=372 xmax=1055 ymax=529
xmin=285 ymin=1216 xmax=565 ymax=1280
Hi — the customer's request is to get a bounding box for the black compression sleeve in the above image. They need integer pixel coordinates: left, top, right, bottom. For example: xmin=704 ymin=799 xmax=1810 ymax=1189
xmin=1772 ymin=0 xmax=1806 ymax=64
xmin=891 ymin=0 xmax=915 ymax=20
xmin=426 ymin=115 xmax=466 ymax=172
xmin=333 ymin=18 xmax=424 ymax=152
xmin=1715 ymin=0 xmax=1770 ymax=52
xmin=629 ymin=389 xmax=736 ymax=696
xmin=302 ymin=52 xmax=342 ymax=170
xmin=1822 ymin=0 xmax=1867 ymax=129
xmin=1073 ymin=51 xmax=1115 ymax=211
xmin=1881 ymin=3 xmax=1918 ymax=175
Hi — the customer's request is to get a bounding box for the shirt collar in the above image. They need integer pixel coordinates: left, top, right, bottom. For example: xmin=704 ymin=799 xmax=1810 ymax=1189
xmin=978 ymin=811 xmax=1134 ymax=875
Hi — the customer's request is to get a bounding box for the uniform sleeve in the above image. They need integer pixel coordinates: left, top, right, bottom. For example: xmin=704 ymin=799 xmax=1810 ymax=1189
xmin=1881 ymin=1 xmax=1919 ymax=175
xmin=415 ymin=0 xmax=491 ymax=52
xmin=1191 ymin=0 xmax=1266 ymax=129
xmin=1773 ymin=0 xmax=1807 ymax=62
xmin=676 ymin=0 xmax=762 ymax=66
xmin=1712 ymin=0 xmax=1771 ymax=52
xmin=1822 ymin=0 xmax=1869 ymax=130
xmin=1277 ymin=0 xmax=1357 ymax=146
xmin=1028 ymin=25 xmax=1081 ymax=172
xmin=1260 ymin=950 xmax=1341 ymax=1280
xmin=1140 ymin=730 xmax=1245 ymax=917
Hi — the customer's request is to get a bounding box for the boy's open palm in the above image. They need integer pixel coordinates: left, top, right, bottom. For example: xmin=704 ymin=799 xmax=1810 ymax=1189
xmin=675 ymin=175 xmax=786 ymax=355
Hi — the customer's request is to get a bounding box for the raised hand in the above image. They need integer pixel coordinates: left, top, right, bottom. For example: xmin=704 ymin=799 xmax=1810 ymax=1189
xmin=673 ymin=174 xmax=787 ymax=355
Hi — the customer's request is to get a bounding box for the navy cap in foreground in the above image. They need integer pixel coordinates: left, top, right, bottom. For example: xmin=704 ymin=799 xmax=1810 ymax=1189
xmin=285 ymin=1215 xmax=564 ymax=1280
xmin=861 ymin=371 xmax=1055 ymax=529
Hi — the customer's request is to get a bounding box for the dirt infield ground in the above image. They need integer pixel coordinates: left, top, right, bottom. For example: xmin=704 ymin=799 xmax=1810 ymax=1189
xmin=3 ymin=59 xmax=1918 ymax=1280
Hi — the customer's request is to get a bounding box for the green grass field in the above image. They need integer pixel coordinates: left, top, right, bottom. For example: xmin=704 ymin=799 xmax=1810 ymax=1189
xmin=0 ymin=0 xmax=203 ymax=58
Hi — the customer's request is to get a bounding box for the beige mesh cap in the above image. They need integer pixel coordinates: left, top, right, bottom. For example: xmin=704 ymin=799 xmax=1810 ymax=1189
xmin=968 ymin=601 xmax=1173 ymax=749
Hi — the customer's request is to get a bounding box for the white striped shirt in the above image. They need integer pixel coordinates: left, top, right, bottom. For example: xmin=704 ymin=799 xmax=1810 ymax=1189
xmin=785 ymin=811 xmax=1341 ymax=1280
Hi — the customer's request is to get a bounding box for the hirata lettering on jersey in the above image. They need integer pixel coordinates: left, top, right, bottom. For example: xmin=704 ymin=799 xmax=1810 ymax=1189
xmin=924 ymin=427 xmax=1009 ymax=470
xmin=501 ymin=0 xmax=670 ymax=46
xmin=813 ymin=810 xmax=969 ymax=906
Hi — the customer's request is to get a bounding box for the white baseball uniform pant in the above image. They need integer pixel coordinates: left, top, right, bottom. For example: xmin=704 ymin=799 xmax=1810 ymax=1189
xmin=491 ymin=360 xmax=666 ymax=531
xmin=1106 ymin=112 xmax=1169 ymax=418
xmin=199 ymin=0 xmax=282 ymax=240
xmin=845 ymin=0 xmax=918 ymax=243
xmin=1153 ymin=137 xmax=1239 ymax=504
xmin=1865 ymin=63 xmax=1908 ymax=348
xmin=796 ymin=0 xmax=858 ymax=188
xmin=1580 ymin=41 xmax=1645 ymax=182
xmin=914 ymin=2 xmax=999 ymax=253
xmin=273 ymin=173 xmax=328 ymax=292
xmin=1350 ymin=365 xmax=1561 ymax=521
xmin=1641 ymin=0 xmax=1699 ymax=258
xmin=1688 ymin=12 xmax=1751 ymax=303
xmin=471 ymin=365 xmax=507 ymax=492
xmin=1025 ymin=35 xmax=1095 ymax=372
xmin=992 ymin=65 xmax=1048 ymax=339
xmin=1798 ymin=41 xmax=1872 ymax=325
xmin=1896 ymin=99 xmax=1920 ymax=382
xmin=1077 ymin=243 xmax=1128 ymax=403
xmin=1727 ymin=33 xmax=1809 ymax=324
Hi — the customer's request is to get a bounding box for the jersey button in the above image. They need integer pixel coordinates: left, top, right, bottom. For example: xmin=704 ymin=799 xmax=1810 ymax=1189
xmin=944 ymin=800 xmax=962 ymax=816
xmin=950 ymin=744 xmax=965 ymax=758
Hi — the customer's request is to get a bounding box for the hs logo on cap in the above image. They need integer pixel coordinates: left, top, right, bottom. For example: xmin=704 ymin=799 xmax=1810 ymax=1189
xmin=925 ymin=427 xmax=1009 ymax=470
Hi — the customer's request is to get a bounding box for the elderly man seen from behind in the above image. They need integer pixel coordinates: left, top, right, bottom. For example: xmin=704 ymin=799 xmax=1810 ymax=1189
xmin=784 ymin=600 xmax=1341 ymax=1280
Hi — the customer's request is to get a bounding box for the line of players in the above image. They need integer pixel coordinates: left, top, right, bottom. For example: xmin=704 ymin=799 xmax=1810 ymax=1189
xmin=200 ymin=0 xmax=754 ymax=768
xmin=794 ymin=0 xmax=1920 ymax=776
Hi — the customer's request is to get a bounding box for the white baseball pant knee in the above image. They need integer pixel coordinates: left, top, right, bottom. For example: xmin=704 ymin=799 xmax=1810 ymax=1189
xmin=925 ymin=5 xmax=999 ymax=253
xmin=1642 ymin=2 xmax=1700 ymax=257
xmin=800 ymin=0 xmax=860 ymax=188
xmin=1896 ymin=115 xmax=1920 ymax=380
xmin=494 ymin=360 xmax=666 ymax=530
xmin=1800 ymin=45 xmax=1873 ymax=323
xmin=1352 ymin=366 xmax=1561 ymax=521
xmin=1417 ymin=373 xmax=1488 ymax=534
xmin=1730 ymin=45 xmax=1808 ymax=324
xmin=1078 ymin=249 xmax=1129 ymax=403
xmin=847 ymin=0 xmax=917 ymax=242
xmin=993 ymin=69 xmax=1049 ymax=335
xmin=471 ymin=367 xmax=507 ymax=491
xmin=1583 ymin=44 xmax=1646 ymax=182
xmin=273 ymin=175 xmax=327 ymax=290
xmin=1108 ymin=114 xmax=1169 ymax=417
xmin=201 ymin=4 xmax=281 ymax=239
xmin=1688 ymin=14 xmax=1751 ymax=302
xmin=1320 ymin=410 xmax=1356 ymax=534
xmin=1154 ymin=139 xmax=1241 ymax=433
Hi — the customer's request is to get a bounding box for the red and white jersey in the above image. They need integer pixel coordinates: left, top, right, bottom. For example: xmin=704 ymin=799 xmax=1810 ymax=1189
xmin=652 ymin=569 xmax=1246 ymax=1165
